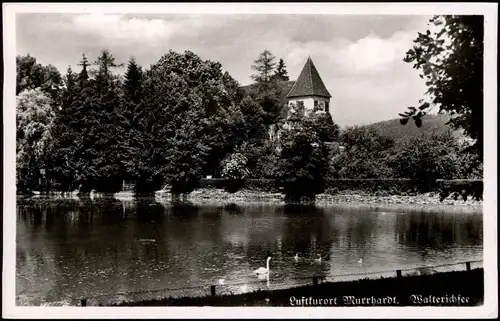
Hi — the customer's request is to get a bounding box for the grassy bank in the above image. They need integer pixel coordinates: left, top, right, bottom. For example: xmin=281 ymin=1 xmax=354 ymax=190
xmin=113 ymin=269 xmax=483 ymax=307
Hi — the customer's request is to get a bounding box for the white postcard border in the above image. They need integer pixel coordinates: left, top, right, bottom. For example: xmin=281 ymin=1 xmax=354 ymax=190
xmin=3 ymin=2 xmax=498 ymax=319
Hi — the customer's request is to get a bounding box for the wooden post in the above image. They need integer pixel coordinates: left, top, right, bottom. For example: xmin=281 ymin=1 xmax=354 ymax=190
xmin=211 ymin=285 xmax=216 ymax=296
xmin=466 ymin=262 xmax=471 ymax=271
xmin=396 ymin=270 xmax=402 ymax=278
xmin=312 ymin=276 xmax=319 ymax=286
xmin=81 ymin=299 xmax=87 ymax=307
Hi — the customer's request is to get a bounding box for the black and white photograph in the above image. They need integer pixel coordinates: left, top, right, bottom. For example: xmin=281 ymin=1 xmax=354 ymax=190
xmin=2 ymin=2 xmax=497 ymax=319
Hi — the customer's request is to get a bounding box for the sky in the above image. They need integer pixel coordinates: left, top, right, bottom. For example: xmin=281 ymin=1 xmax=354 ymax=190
xmin=16 ymin=13 xmax=433 ymax=127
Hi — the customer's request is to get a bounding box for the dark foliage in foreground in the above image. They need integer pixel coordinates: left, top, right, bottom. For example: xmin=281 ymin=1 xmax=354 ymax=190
xmin=400 ymin=15 xmax=483 ymax=173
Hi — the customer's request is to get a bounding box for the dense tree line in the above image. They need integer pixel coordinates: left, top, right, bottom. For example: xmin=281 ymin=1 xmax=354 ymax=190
xmin=16 ymin=50 xmax=293 ymax=195
xmin=330 ymin=126 xmax=480 ymax=181
xmin=16 ymin=43 xmax=480 ymax=200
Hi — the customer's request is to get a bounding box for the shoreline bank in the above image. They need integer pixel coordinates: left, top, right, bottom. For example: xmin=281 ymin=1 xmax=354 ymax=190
xmin=17 ymin=268 xmax=483 ymax=307
xmin=19 ymin=188 xmax=483 ymax=209
xmin=112 ymin=268 xmax=483 ymax=307
xmin=154 ymin=188 xmax=483 ymax=208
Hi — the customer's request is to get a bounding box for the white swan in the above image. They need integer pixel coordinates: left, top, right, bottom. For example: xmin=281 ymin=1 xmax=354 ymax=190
xmin=314 ymin=255 xmax=322 ymax=263
xmin=294 ymin=253 xmax=299 ymax=261
xmin=254 ymin=257 xmax=271 ymax=275
xmin=358 ymin=258 xmax=363 ymax=264
xmin=218 ymin=279 xmax=225 ymax=285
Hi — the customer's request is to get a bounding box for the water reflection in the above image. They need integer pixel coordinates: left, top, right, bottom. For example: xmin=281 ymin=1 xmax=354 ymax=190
xmin=223 ymin=203 xmax=244 ymax=215
xmin=16 ymin=197 xmax=483 ymax=305
xmin=395 ymin=211 xmax=483 ymax=263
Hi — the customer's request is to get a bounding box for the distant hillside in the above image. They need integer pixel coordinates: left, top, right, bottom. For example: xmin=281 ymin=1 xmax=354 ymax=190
xmin=363 ymin=114 xmax=464 ymax=141
xmin=238 ymin=85 xmax=465 ymax=144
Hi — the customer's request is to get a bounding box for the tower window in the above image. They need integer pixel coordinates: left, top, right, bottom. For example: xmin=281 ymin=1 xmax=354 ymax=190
xmin=313 ymin=100 xmax=322 ymax=112
xmin=325 ymin=101 xmax=330 ymax=112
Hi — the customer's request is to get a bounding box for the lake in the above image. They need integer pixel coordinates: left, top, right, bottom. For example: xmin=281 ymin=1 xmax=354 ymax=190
xmin=15 ymin=196 xmax=483 ymax=306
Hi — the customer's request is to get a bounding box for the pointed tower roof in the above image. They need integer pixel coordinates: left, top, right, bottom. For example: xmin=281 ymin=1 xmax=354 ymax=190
xmin=286 ymin=57 xmax=331 ymax=99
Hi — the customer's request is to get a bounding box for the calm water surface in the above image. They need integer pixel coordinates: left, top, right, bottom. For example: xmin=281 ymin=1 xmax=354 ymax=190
xmin=16 ymin=196 xmax=483 ymax=305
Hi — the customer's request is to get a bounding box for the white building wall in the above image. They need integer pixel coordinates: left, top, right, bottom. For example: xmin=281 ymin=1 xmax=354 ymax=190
xmin=287 ymin=96 xmax=330 ymax=116
xmin=288 ymin=96 xmax=314 ymax=111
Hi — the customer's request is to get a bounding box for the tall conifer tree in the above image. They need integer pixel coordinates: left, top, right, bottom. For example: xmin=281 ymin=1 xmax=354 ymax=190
xmin=250 ymin=49 xmax=277 ymax=83
xmin=273 ymin=58 xmax=289 ymax=81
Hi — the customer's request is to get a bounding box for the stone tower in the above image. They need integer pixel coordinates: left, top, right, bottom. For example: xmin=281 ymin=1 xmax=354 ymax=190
xmin=286 ymin=57 xmax=331 ymax=117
